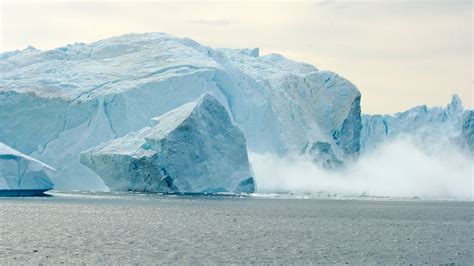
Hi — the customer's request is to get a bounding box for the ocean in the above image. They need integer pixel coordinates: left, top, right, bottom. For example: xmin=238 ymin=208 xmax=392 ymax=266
xmin=1 ymin=192 xmax=472 ymax=264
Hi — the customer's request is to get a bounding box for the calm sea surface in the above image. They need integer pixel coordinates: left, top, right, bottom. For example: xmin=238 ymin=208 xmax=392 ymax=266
xmin=0 ymin=192 xmax=472 ymax=264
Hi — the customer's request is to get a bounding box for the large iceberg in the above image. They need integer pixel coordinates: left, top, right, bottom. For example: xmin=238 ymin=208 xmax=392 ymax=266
xmin=80 ymin=94 xmax=255 ymax=193
xmin=0 ymin=33 xmax=360 ymax=190
xmin=360 ymin=95 xmax=473 ymax=153
xmin=0 ymin=142 xmax=55 ymax=196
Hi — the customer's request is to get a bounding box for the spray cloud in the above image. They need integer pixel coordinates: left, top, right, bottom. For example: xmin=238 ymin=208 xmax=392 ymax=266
xmin=250 ymin=136 xmax=473 ymax=199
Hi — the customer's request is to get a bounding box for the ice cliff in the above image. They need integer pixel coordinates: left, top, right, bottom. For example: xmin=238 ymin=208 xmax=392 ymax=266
xmin=360 ymin=95 xmax=473 ymax=153
xmin=80 ymin=94 xmax=255 ymax=193
xmin=2 ymin=32 xmax=469 ymax=192
xmin=0 ymin=32 xmax=360 ymax=190
xmin=0 ymin=142 xmax=55 ymax=192
xmin=461 ymin=110 xmax=474 ymax=152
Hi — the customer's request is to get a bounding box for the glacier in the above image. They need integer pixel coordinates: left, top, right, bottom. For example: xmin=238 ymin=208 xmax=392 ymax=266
xmin=0 ymin=142 xmax=55 ymax=196
xmin=0 ymin=32 xmax=471 ymax=193
xmin=0 ymin=32 xmax=360 ymax=190
xmin=360 ymin=94 xmax=473 ymax=153
xmin=79 ymin=94 xmax=255 ymax=193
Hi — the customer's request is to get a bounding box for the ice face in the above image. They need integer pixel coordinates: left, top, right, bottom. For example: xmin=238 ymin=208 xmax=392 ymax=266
xmin=461 ymin=111 xmax=474 ymax=153
xmin=80 ymin=94 xmax=255 ymax=193
xmin=360 ymin=94 xmax=471 ymax=153
xmin=0 ymin=32 xmax=361 ymax=190
xmin=0 ymin=143 xmax=55 ymax=191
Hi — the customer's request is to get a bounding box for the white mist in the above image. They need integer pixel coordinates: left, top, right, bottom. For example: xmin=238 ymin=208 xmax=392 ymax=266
xmin=250 ymin=137 xmax=473 ymax=199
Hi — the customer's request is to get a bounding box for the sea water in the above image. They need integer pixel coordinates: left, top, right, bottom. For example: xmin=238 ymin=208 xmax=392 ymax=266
xmin=0 ymin=192 xmax=472 ymax=264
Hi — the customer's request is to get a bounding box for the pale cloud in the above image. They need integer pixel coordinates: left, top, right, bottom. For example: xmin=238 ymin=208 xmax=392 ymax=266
xmin=0 ymin=1 xmax=471 ymax=113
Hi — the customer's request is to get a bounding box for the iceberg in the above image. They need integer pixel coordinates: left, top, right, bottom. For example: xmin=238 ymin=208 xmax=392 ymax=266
xmin=461 ymin=110 xmax=474 ymax=153
xmin=0 ymin=142 xmax=55 ymax=196
xmin=360 ymin=95 xmax=472 ymax=153
xmin=80 ymin=94 xmax=255 ymax=193
xmin=0 ymin=32 xmax=360 ymax=190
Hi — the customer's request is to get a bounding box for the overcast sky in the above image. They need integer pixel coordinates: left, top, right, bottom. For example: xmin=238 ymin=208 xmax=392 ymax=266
xmin=1 ymin=0 xmax=472 ymax=113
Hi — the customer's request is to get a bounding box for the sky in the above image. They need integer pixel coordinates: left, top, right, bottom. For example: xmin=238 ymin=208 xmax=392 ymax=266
xmin=1 ymin=0 xmax=472 ymax=113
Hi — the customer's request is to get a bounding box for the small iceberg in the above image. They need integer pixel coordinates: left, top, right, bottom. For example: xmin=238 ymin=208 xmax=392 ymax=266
xmin=0 ymin=142 xmax=55 ymax=196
